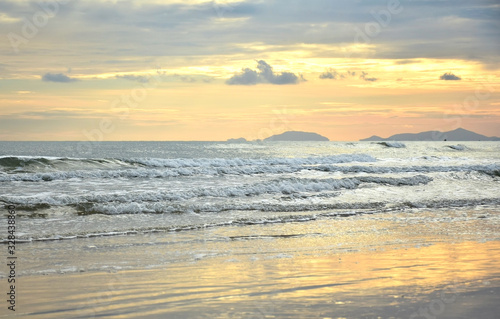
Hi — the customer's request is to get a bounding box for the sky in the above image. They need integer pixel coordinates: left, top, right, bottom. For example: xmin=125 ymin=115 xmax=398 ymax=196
xmin=0 ymin=0 xmax=499 ymax=141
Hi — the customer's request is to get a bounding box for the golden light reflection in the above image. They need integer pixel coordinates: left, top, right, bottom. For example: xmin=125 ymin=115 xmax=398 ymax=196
xmin=19 ymin=240 xmax=500 ymax=318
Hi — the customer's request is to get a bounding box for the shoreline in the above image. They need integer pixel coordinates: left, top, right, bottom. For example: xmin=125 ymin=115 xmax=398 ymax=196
xmin=2 ymin=208 xmax=499 ymax=318
xmin=5 ymin=241 xmax=500 ymax=319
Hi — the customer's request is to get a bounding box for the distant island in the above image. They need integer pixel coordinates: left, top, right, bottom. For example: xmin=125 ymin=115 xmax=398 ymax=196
xmin=226 ymin=137 xmax=248 ymax=143
xmin=360 ymin=128 xmax=500 ymax=141
xmin=264 ymin=131 xmax=329 ymax=141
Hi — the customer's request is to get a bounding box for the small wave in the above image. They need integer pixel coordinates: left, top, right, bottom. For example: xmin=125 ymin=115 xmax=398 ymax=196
xmin=0 ymin=211 xmax=373 ymax=243
xmin=317 ymin=164 xmax=500 ymax=176
xmin=3 ymin=197 xmax=500 ymax=243
xmin=121 ymin=154 xmax=377 ymax=168
xmin=377 ymin=141 xmax=406 ymax=148
xmin=0 ymin=156 xmax=56 ymax=169
xmin=446 ymin=144 xmax=467 ymax=151
xmin=0 ymin=156 xmax=126 ymax=173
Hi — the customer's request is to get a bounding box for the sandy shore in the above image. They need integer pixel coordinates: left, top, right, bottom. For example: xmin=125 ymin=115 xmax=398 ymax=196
xmin=2 ymin=208 xmax=499 ymax=318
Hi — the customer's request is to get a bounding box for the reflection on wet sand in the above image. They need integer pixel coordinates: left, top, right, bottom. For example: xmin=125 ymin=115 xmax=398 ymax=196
xmin=19 ymin=239 xmax=499 ymax=319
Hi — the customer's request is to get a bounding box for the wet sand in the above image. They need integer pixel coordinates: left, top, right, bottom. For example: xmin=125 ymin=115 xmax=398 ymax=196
xmin=2 ymin=209 xmax=500 ymax=318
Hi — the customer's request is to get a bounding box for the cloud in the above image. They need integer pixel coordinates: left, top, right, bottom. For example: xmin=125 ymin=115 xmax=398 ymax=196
xmin=42 ymin=73 xmax=78 ymax=83
xmin=3 ymin=0 xmax=500 ymax=71
xmin=2 ymin=0 xmax=499 ymax=79
xmin=5 ymin=110 xmax=100 ymax=120
xmin=319 ymin=69 xmax=377 ymax=82
xmin=173 ymin=74 xmax=197 ymax=83
xmin=360 ymin=71 xmax=378 ymax=82
xmin=439 ymin=72 xmax=461 ymax=81
xmin=319 ymin=69 xmax=339 ymax=79
xmin=116 ymin=75 xmax=150 ymax=83
xmin=226 ymin=60 xmax=301 ymax=85
xmin=226 ymin=68 xmax=259 ymax=85
xmin=395 ymin=59 xmax=421 ymax=65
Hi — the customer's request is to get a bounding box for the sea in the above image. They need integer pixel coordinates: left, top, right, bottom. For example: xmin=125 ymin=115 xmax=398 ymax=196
xmin=1 ymin=141 xmax=500 ymax=264
xmin=1 ymin=141 xmax=500 ymax=318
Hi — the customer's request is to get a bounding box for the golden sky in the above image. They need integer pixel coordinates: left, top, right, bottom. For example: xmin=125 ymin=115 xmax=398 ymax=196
xmin=1 ymin=0 xmax=499 ymax=141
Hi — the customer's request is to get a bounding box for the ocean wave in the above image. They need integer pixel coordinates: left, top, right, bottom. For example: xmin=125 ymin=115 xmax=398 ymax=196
xmin=0 ymin=154 xmax=376 ymax=171
xmin=377 ymin=141 xmax=406 ymax=148
xmin=121 ymin=154 xmax=377 ymax=168
xmin=72 ymin=196 xmax=500 ymax=215
xmin=317 ymin=164 xmax=500 ymax=177
xmin=2 ymin=197 xmax=500 ymax=243
xmin=446 ymin=144 xmax=467 ymax=151
xmin=1 ymin=175 xmax=433 ymax=210
xmin=1 ymin=162 xmax=498 ymax=182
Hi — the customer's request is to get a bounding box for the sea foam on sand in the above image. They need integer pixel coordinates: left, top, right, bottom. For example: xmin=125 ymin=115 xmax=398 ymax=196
xmin=11 ymin=207 xmax=500 ymax=319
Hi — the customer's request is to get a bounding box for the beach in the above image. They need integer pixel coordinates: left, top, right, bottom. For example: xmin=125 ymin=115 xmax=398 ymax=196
xmin=1 ymin=141 xmax=499 ymax=318
xmin=4 ymin=207 xmax=500 ymax=318
xmin=1 ymin=0 xmax=499 ymax=316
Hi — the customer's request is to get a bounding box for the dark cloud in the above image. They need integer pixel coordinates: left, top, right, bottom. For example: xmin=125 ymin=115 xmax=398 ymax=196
xmin=226 ymin=68 xmax=259 ymax=85
xmin=226 ymin=60 xmax=300 ymax=85
xmin=319 ymin=69 xmax=339 ymax=79
xmin=319 ymin=69 xmax=377 ymax=82
xmin=360 ymin=71 xmax=378 ymax=82
xmin=439 ymin=72 xmax=462 ymax=81
xmin=116 ymin=75 xmax=150 ymax=83
xmin=395 ymin=59 xmax=421 ymax=65
xmin=3 ymin=1 xmax=500 ymax=74
xmin=173 ymin=74 xmax=197 ymax=83
xmin=42 ymin=73 xmax=78 ymax=83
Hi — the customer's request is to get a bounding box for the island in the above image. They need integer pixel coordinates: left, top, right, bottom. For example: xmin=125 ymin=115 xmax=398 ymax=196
xmin=226 ymin=137 xmax=248 ymax=143
xmin=264 ymin=131 xmax=329 ymax=141
xmin=360 ymin=128 xmax=500 ymax=141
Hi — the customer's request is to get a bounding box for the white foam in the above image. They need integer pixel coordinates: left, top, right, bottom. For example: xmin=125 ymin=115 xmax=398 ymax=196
xmin=1 ymin=175 xmax=434 ymax=213
xmin=124 ymin=154 xmax=376 ymax=168
xmin=2 ymin=162 xmax=499 ymax=182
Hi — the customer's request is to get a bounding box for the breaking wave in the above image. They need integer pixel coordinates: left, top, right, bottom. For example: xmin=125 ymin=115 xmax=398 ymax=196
xmin=3 ymin=197 xmax=499 ymax=243
xmin=1 ymin=175 xmax=433 ymax=212
xmin=378 ymin=141 xmax=406 ymax=148
xmin=446 ymin=144 xmax=467 ymax=151
xmin=0 ymin=154 xmax=376 ymax=171
xmin=2 ymin=142 xmax=499 ymax=245
xmin=1 ymin=161 xmax=499 ymax=183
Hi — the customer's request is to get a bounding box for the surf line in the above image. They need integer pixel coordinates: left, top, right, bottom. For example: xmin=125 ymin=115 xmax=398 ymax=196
xmin=6 ymin=204 xmax=17 ymax=312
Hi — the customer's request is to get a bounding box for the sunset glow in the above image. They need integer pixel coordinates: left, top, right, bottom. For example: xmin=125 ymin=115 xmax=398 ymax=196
xmin=1 ymin=0 xmax=499 ymax=141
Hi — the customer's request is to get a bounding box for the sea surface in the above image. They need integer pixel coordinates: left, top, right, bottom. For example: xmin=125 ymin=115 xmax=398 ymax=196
xmin=0 ymin=141 xmax=499 ymax=268
xmin=1 ymin=141 xmax=500 ymax=318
